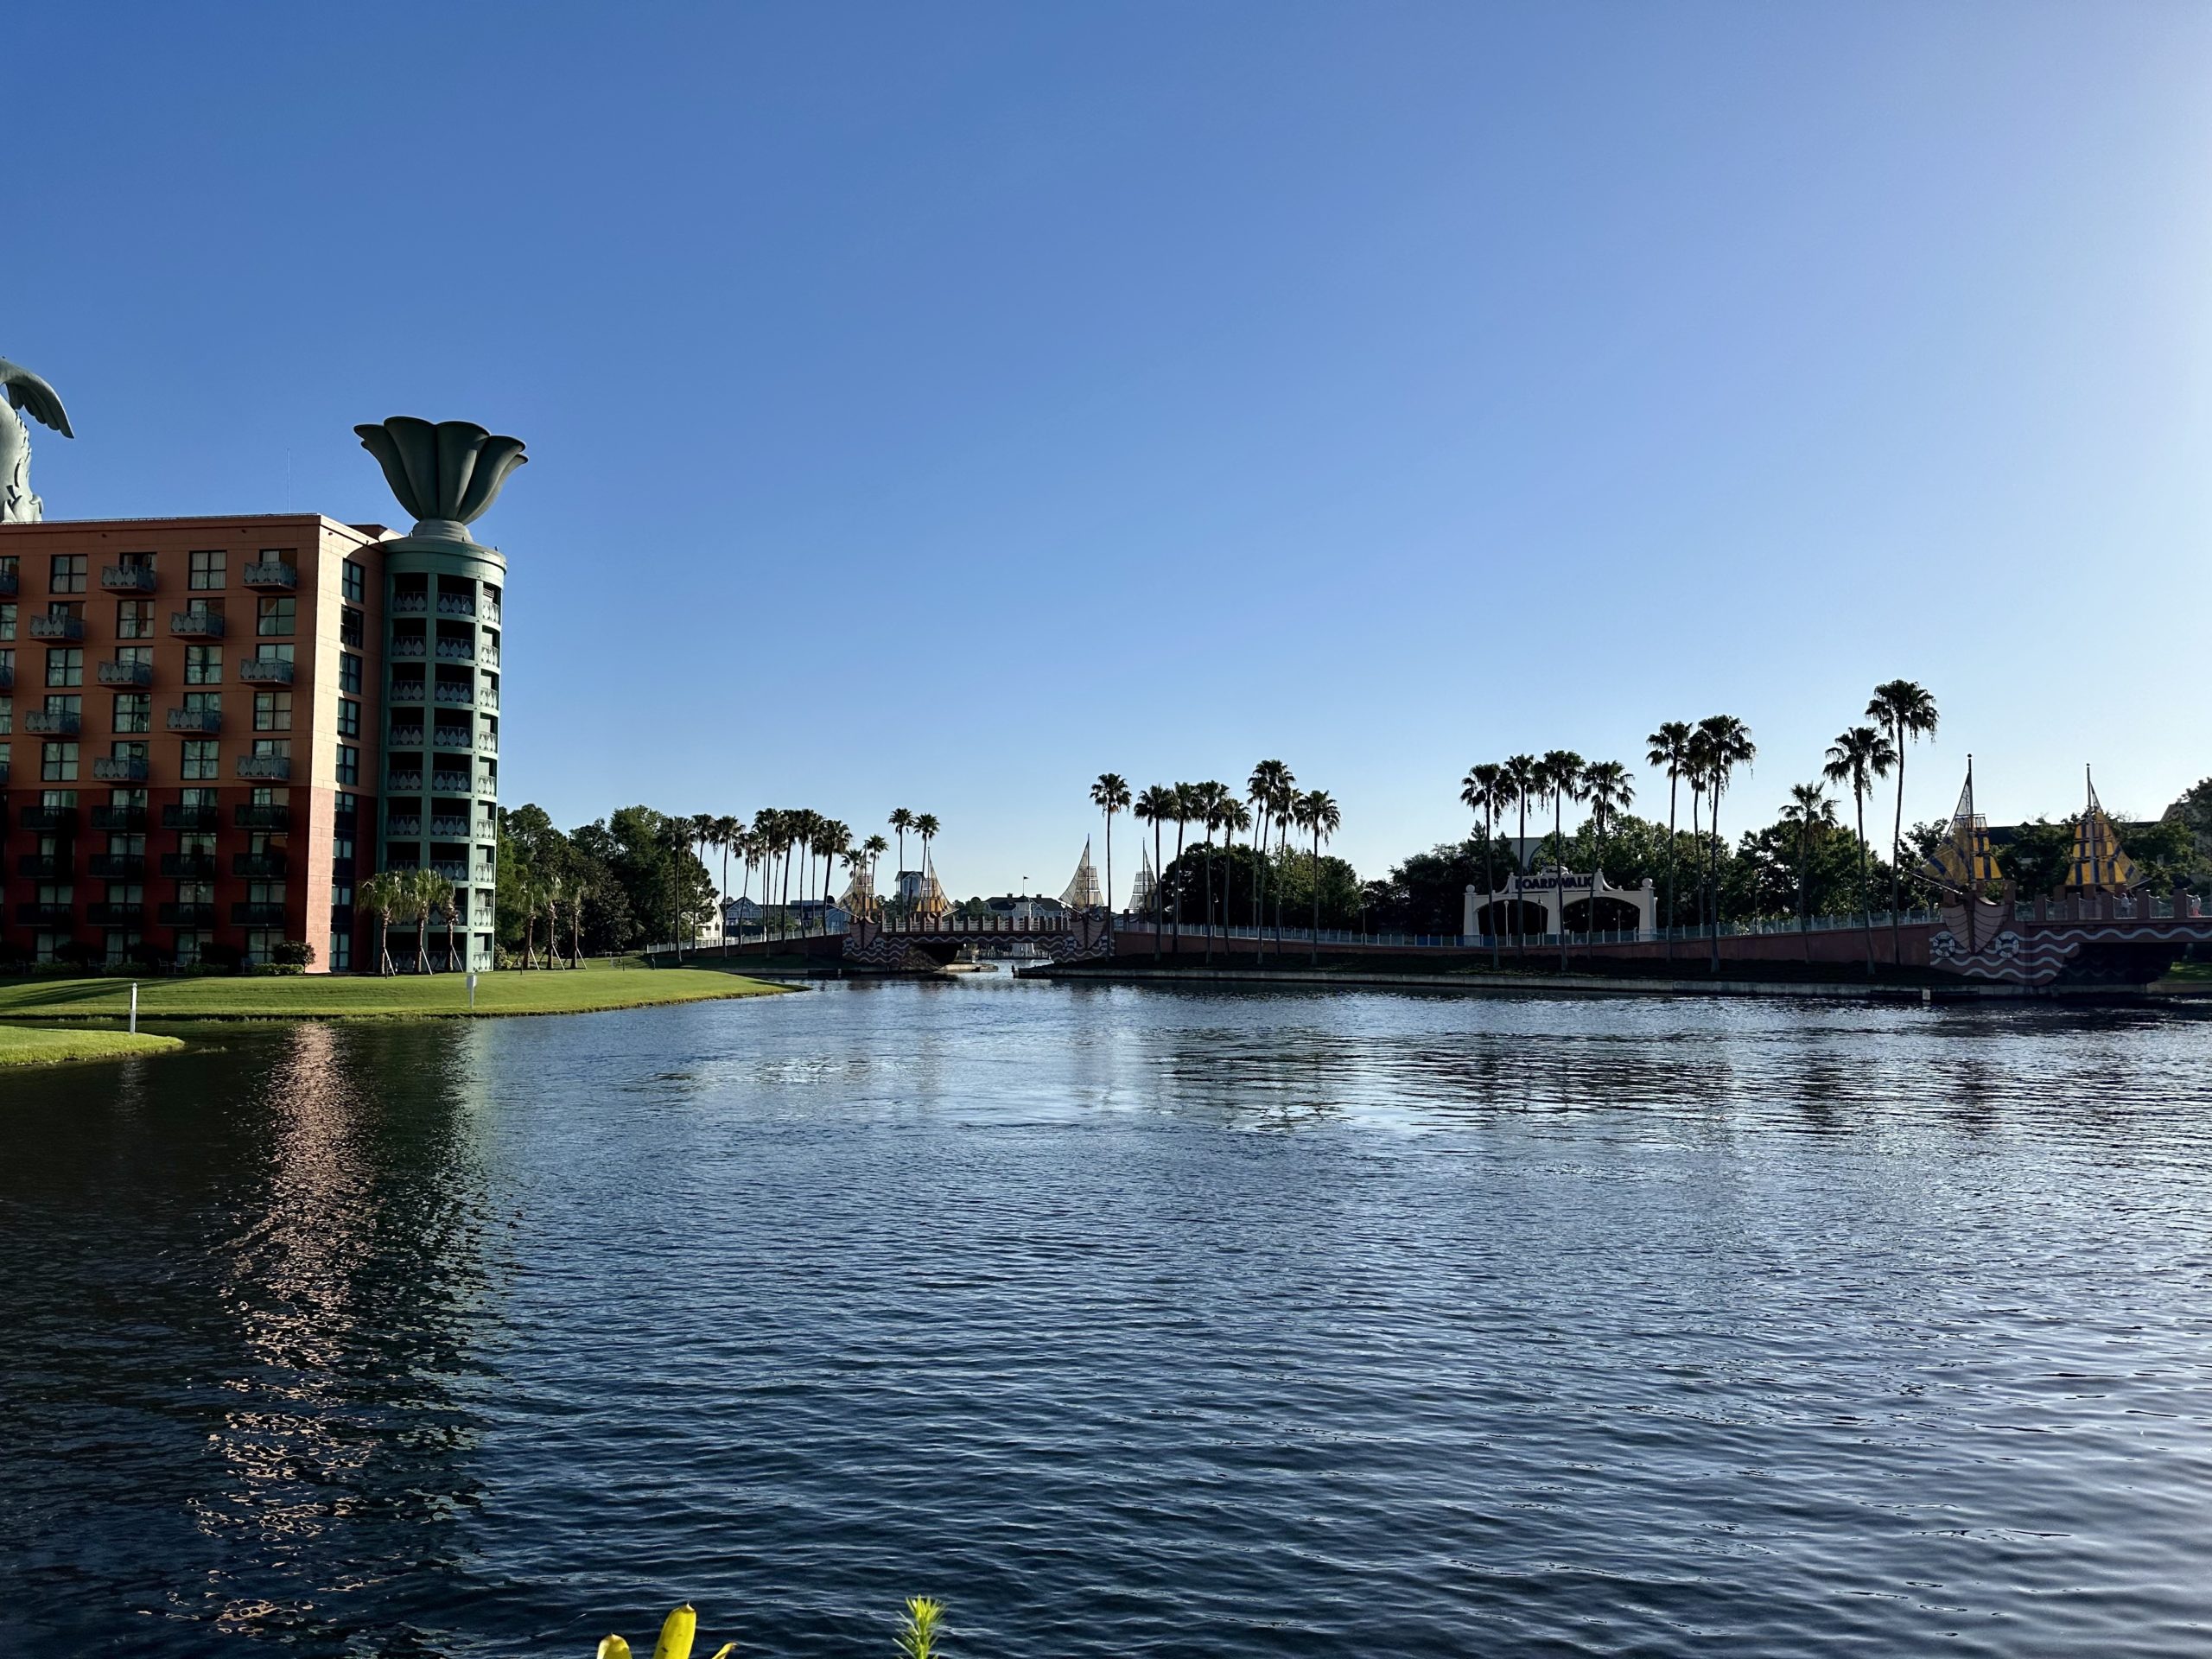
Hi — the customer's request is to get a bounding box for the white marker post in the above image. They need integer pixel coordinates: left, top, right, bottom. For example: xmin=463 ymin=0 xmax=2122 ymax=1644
xmin=130 ymin=982 xmax=138 ymax=1034
xmin=467 ymin=970 xmax=478 ymax=1011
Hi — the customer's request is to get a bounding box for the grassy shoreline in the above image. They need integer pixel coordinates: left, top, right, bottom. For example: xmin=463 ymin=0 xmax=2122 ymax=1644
xmin=0 ymin=1026 xmax=187 ymax=1068
xmin=0 ymin=962 xmax=790 ymax=1023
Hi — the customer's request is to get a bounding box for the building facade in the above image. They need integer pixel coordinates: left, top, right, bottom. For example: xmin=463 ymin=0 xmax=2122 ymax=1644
xmin=0 ymin=512 xmax=500 ymax=971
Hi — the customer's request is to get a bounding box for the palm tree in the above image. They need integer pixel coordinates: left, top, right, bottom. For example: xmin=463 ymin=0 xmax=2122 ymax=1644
xmin=1090 ymin=773 xmax=1130 ymax=916
xmin=566 ymin=867 xmax=590 ymax=965
xmin=1582 ymin=760 xmax=1634 ymax=938
xmin=1780 ymin=780 xmax=1837 ymax=959
xmin=1295 ymin=788 xmax=1340 ymax=965
xmin=1694 ymin=715 xmax=1756 ymax=972
xmin=1192 ymin=781 xmax=1231 ymax=962
xmin=359 ymin=870 xmax=402 ymax=977
xmin=1536 ymin=749 xmax=1586 ymax=965
xmin=444 ymin=878 xmax=467 ymax=973
xmin=714 ymin=813 xmax=744 ymax=954
xmin=1247 ymin=761 xmax=1291 ymax=961
xmin=409 ymin=867 xmax=450 ymax=975
xmin=1134 ymin=785 xmax=1177 ymax=961
xmin=817 ymin=818 xmax=852 ymax=933
xmin=887 ymin=808 xmax=914 ymax=923
xmin=1823 ymin=724 xmax=1897 ymax=976
xmin=1866 ymin=680 xmax=1938 ymax=961
xmin=1645 ymin=721 xmax=1693 ymax=961
xmin=392 ymin=872 xmax=427 ymax=972
xmin=861 ymin=833 xmax=888 ymax=922
xmin=1166 ymin=785 xmax=1196 ymax=954
xmin=913 ymin=814 xmax=940 ymax=918
xmin=1501 ymin=753 xmax=1541 ymax=960
xmin=1460 ymin=762 xmax=1509 ymax=967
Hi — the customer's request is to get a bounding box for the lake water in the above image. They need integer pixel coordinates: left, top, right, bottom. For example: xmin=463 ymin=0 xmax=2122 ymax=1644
xmin=3 ymin=978 xmax=2210 ymax=1656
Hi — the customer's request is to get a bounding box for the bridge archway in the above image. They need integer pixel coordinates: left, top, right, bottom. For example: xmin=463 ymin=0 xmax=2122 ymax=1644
xmin=1562 ymin=895 xmax=1644 ymax=933
xmin=1472 ymin=899 xmax=1550 ymax=938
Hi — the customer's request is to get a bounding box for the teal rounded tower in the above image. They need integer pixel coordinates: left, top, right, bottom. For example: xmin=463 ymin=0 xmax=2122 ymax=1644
xmin=354 ymin=417 xmax=526 ymax=971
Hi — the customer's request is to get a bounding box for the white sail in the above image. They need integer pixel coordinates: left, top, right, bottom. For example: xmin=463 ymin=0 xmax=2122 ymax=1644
xmin=1060 ymin=837 xmax=1103 ymax=909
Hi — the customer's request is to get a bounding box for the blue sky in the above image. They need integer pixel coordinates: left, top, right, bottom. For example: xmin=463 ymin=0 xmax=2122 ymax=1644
xmin=10 ymin=3 xmax=2209 ymax=899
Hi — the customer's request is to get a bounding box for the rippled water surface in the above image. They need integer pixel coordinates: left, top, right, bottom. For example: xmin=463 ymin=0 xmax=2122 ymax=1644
xmin=4 ymin=978 xmax=2212 ymax=1656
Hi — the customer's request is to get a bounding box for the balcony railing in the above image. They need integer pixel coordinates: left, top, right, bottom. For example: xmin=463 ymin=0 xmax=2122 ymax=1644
xmin=16 ymin=902 xmax=74 ymax=926
xmin=483 ymin=601 xmax=501 ymax=626
xmin=390 ymin=636 xmax=427 ymax=658
xmin=430 ymin=770 xmax=472 ymax=793
xmin=86 ymin=902 xmax=143 ymax=925
xmin=239 ymin=657 xmax=294 ymax=684
xmin=391 ymin=591 xmax=429 ymax=613
xmin=389 ymin=726 xmax=425 ymax=748
xmin=477 ymin=730 xmax=498 ymax=753
xmin=385 ymin=817 xmax=423 ymax=837
xmin=162 ymin=804 xmax=219 ymax=831
xmin=236 ymin=754 xmax=291 ymax=781
xmin=233 ymin=853 xmax=288 ymax=879
xmin=18 ymin=806 xmax=77 ymax=833
xmin=242 ymin=561 xmax=296 ymax=590
xmin=90 ymin=805 xmax=147 ymax=831
xmin=93 ymin=756 xmax=149 ymax=782
xmin=235 ymin=804 xmax=290 ymax=830
xmin=166 ymin=708 xmax=221 ymax=734
xmin=474 ymin=865 xmax=498 ymax=887
xmin=434 ymin=639 xmax=478 ymax=661
xmin=22 ymin=710 xmax=80 ymax=735
xmin=429 ymin=816 xmax=472 ymax=837
xmin=16 ymin=855 xmax=66 ymax=879
xmin=231 ymin=902 xmax=288 ymax=925
xmin=101 ymin=565 xmax=157 ymax=593
xmin=390 ymin=680 xmax=426 ymax=702
xmin=435 ymin=594 xmax=476 ymax=618
xmin=170 ymin=611 xmax=225 ymax=638
xmin=88 ymin=854 xmax=145 ymax=879
xmin=98 ymin=659 xmax=153 ymax=687
xmin=29 ymin=613 xmax=84 ymax=641
xmin=432 ymin=727 xmax=472 ymax=750
xmin=161 ymin=854 xmax=218 ymax=880
xmin=477 ymin=772 xmax=496 ymax=796
xmin=433 ymin=683 xmax=474 ymax=705
xmin=158 ymin=902 xmax=218 ymax=926
xmin=430 ymin=861 xmax=470 ymax=882
xmin=387 ymin=771 xmax=424 ymax=792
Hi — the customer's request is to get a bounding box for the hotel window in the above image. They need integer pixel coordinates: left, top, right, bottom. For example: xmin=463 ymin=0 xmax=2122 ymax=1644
xmin=340 ymin=607 xmax=363 ymax=647
xmin=46 ymin=646 xmax=82 ymax=687
xmin=185 ymin=645 xmax=221 ymax=684
xmin=336 ymin=745 xmax=359 ymax=786
xmin=181 ymin=739 xmax=218 ymax=780
xmin=257 ymin=595 xmax=295 ymax=637
xmin=336 ymin=697 xmax=359 ymax=738
xmin=107 ymin=882 xmax=144 ymax=906
xmin=49 ymin=555 xmax=86 ymax=594
xmin=251 ymin=737 xmax=290 ymax=760
xmin=182 ymin=690 xmax=219 ymax=715
xmin=112 ymin=693 xmax=150 ymax=734
xmin=43 ymin=692 xmax=80 ymax=721
xmin=328 ymin=931 xmax=352 ymax=971
xmin=1 ymin=602 xmax=16 ymax=639
xmin=253 ymin=690 xmax=292 ymax=731
xmin=341 ymin=559 xmax=365 ymax=603
xmin=254 ymin=643 xmax=294 ymax=666
xmin=333 ymin=835 xmax=356 ymax=865
xmin=188 ymin=550 xmax=226 ymax=590
xmin=116 ymin=644 xmax=151 ymax=670
xmin=116 ymin=599 xmax=152 ymax=639
xmin=111 ymin=741 xmax=148 ymax=766
xmin=340 ymin=652 xmax=362 ymax=694
xmin=177 ymin=879 xmax=214 ymax=904
xmin=41 ymin=741 xmax=78 ymax=781
xmin=0 ymin=694 xmax=10 ymax=733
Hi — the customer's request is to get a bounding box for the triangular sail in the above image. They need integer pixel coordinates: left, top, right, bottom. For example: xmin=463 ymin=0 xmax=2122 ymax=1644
xmin=2072 ymin=767 xmax=2139 ymax=892
xmin=1060 ymin=837 xmax=1103 ymax=909
xmin=1127 ymin=842 xmax=1156 ymax=916
xmin=1922 ymin=757 xmax=1999 ymax=890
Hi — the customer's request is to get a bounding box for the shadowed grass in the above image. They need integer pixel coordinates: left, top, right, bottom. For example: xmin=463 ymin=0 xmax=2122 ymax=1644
xmin=0 ymin=1025 xmax=187 ymax=1067
xmin=0 ymin=962 xmax=790 ymax=1023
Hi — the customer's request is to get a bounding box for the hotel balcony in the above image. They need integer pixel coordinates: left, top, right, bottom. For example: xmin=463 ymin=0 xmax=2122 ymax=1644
xmin=93 ymin=757 xmax=149 ymax=782
xmin=235 ymin=804 xmax=290 ymax=830
xmin=166 ymin=708 xmax=221 ymax=734
xmin=239 ymin=658 xmax=295 ymax=685
xmin=390 ymin=637 xmax=427 ymax=658
xmin=161 ymin=854 xmax=218 ymax=880
xmin=158 ymin=902 xmax=217 ymax=926
xmin=236 ymin=754 xmax=291 ymax=781
xmin=429 ymin=815 xmax=472 ymax=838
xmin=387 ymin=771 xmax=424 ymax=792
xmin=242 ymin=561 xmax=296 ymax=590
xmin=429 ymin=861 xmax=470 ymax=883
xmin=22 ymin=710 xmax=80 ymax=736
xmin=432 ymin=726 xmax=472 ymax=751
xmin=435 ymin=594 xmax=476 ymax=619
xmin=231 ymin=902 xmax=287 ymax=925
xmin=29 ymin=613 xmax=84 ymax=641
xmin=430 ymin=769 xmax=472 ymax=794
xmin=90 ymin=805 xmax=147 ymax=831
xmin=474 ymin=864 xmax=498 ymax=887
xmin=18 ymin=805 xmax=76 ymax=833
xmin=99 ymin=659 xmax=153 ymax=687
xmin=390 ymin=680 xmax=427 ymax=703
xmin=232 ymin=853 xmax=288 ymax=879
xmin=87 ymin=854 xmax=145 ymax=879
xmin=391 ymin=591 xmax=429 ymax=614
xmin=389 ymin=724 xmax=426 ymax=748
xmin=17 ymin=855 xmax=67 ymax=879
xmin=433 ymin=682 xmax=475 ymax=707
xmin=86 ymin=902 xmax=144 ymax=925
xmin=434 ymin=638 xmax=479 ymax=662
xmin=477 ymin=730 xmax=498 ymax=754
xmin=161 ymin=804 xmax=219 ymax=831
xmin=101 ymin=565 xmax=157 ymax=594
xmin=385 ymin=816 xmax=423 ymax=838
xmin=16 ymin=902 xmax=74 ymax=926
xmin=484 ymin=601 xmax=501 ymax=626
xmin=170 ymin=611 xmax=225 ymax=639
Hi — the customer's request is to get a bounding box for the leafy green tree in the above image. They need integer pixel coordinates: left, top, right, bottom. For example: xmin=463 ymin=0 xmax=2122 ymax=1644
xmin=1091 ymin=774 xmax=1130 ymax=915
xmin=1868 ymin=680 xmax=1939 ymax=964
xmin=1824 ymin=724 xmax=1897 ymax=974
xmin=1645 ymin=722 xmax=1694 ymax=961
xmin=1694 ymin=715 xmax=1756 ymax=971
xmin=1997 ymin=817 xmax=2076 ymax=897
xmin=1295 ymin=789 xmax=1341 ymax=963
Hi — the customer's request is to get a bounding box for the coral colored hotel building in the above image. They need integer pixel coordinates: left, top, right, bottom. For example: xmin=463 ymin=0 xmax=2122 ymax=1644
xmin=0 ymin=514 xmax=505 ymax=971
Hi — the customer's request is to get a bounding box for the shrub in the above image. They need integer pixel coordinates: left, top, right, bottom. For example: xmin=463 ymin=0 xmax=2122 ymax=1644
xmin=594 ymin=1599 xmax=943 ymax=1659
xmin=271 ymin=939 xmax=317 ymax=967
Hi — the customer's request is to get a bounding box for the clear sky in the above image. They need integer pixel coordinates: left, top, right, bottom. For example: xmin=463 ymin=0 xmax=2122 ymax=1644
xmin=10 ymin=3 xmax=2209 ymax=900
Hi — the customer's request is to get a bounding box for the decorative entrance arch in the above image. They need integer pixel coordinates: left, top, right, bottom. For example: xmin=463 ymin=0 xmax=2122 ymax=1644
xmin=1464 ymin=870 xmax=1656 ymax=939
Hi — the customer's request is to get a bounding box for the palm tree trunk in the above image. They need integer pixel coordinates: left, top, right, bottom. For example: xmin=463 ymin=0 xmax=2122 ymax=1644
xmin=1554 ymin=790 xmax=1567 ymax=971
xmin=1203 ymin=831 xmax=1215 ymax=965
xmin=1663 ymin=776 xmax=1678 ymax=963
xmin=1889 ymin=730 xmax=1906 ymax=963
xmin=1515 ymin=797 xmax=1529 ymax=961
xmin=1799 ymin=830 xmax=1813 ymax=962
xmin=1309 ymin=825 xmax=1321 ymax=966
xmin=1152 ymin=819 xmax=1163 ymax=962
xmin=1103 ymin=810 xmax=1114 ymax=920
xmin=1707 ymin=789 xmax=1723 ymax=974
xmin=1857 ymin=788 xmax=1875 ymax=975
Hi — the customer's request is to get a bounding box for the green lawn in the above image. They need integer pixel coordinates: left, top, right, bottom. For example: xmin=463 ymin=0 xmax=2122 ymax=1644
xmin=0 ymin=1025 xmax=187 ymax=1067
xmin=0 ymin=963 xmax=790 ymax=1023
